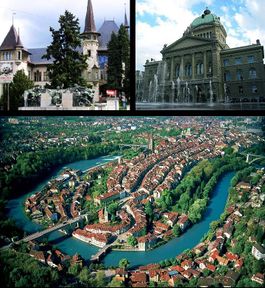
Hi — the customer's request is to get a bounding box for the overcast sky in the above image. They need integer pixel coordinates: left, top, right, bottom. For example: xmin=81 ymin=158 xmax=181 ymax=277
xmin=0 ymin=0 xmax=130 ymax=48
xmin=136 ymin=0 xmax=265 ymax=70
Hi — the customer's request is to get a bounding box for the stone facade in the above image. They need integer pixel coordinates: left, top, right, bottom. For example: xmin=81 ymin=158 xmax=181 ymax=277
xmin=140 ymin=8 xmax=265 ymax=103
xmin=0 ymin=0 xmax=129 ymax=104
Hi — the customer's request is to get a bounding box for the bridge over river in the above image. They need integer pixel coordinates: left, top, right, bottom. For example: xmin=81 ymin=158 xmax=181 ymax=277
xmin=17 ymin=215 xmax=87 ymax=244
xmin=90 ymin=243 xmax=112 ymax=262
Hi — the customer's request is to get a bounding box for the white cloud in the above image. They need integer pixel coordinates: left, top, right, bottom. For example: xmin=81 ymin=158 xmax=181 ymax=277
xmin=0 ymin=0 xmax=129 ymax=48
xmin=233 ymin=0 xmax=265 ymax=46
xmin=136 ymin=0 xmax=200 ymax=70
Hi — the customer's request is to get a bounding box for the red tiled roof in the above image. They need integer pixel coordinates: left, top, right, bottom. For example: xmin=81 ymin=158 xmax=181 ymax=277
xmin=206 ymin=263 xmax=216 ymax=272
xmin=131 ymin=272 xmax=147 ymax=283
xmin=171 ymin=265 xmax=184 ymax=273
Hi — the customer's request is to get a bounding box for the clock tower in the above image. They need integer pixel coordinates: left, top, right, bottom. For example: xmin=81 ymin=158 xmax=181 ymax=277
xmin=81 ymin=0 xmax=100 ymax=102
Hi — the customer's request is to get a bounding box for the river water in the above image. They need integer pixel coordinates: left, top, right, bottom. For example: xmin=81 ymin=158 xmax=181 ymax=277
xmin=6 ymin=156 xmax=235 ymax=268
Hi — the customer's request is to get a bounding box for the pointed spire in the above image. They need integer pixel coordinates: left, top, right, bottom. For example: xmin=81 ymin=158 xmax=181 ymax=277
xmin=124 ymin=3 xmax=129 ymax=29
xmin=84 ymin=0 xmax=97 ymax=33
xmin=0 ymin=25 xmax=18 ymax=50
xmin=16 ymin=29 xmax=23 ymax=48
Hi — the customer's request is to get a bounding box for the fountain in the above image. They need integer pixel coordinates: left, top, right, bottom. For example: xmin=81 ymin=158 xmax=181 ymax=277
xmin=185 ymin=81 xmax=191 ymax=103
xmin=209 ymin=79 xmax=214 ymax=105
xmin=149 ymin=80 xmax=153 ymax=102
xmin=171 ymin=80 xmax=175 ymax=103
xmin=177 ymin=77 xmax=181 ymax=103
xmin=160 ymin=61 xmax=168 ymax=102
xmin=154 ymin=74 xmax=158 ymax=102
xmin=224 ymin=83 xmax=228 ymax=103
xmin=195 ymin=85 xmax=198 ymax=103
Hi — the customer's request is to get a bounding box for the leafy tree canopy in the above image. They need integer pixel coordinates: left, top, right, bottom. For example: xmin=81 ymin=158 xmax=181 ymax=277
xmin=43 ymin=10 xmax=87 ymax=88
xmin=9 ymin=70 xmax=34 ymax=110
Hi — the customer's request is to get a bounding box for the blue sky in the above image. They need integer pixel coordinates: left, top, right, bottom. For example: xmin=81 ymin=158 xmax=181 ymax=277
xmin=136 ymin=0 xmax=265 ymax=70
xmin=0 ymin=0 xmax=129 ymax=49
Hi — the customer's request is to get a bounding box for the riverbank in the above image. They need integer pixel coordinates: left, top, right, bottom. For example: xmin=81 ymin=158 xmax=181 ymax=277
xmin=102 ymin=172 xmax=236 ymax=268
xmin=6 ymin=158 xmax=236 ymax=268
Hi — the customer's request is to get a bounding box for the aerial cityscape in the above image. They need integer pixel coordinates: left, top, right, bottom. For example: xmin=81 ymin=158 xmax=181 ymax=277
xmin=0 ymin=116 xmax=264 ymax=287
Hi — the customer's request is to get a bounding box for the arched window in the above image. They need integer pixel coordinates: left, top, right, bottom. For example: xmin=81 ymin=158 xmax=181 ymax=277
xmin=249 ymin=68 xmax=257 ymax=79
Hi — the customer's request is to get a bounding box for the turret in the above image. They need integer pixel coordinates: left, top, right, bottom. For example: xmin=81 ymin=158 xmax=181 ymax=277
xmin=81 ymin=0 xmax=100 ymax=101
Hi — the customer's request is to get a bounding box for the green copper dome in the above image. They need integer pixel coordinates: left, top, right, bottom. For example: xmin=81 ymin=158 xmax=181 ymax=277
xmin=191 ymin=9 xmax=220 ymax=28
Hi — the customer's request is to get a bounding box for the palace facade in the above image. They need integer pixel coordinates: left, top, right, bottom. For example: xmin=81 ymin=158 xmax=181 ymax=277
xmin=140 ymin=8 xmax=265 ymax=103
xmin=0 ymin=0 xmax=129 ymax=103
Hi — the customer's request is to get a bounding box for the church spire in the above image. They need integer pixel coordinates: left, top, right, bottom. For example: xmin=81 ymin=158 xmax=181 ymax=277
xmin=84 ymin=0 xmax=97 ymax=33
xmin=82 ymin=0 xmax=100 ymax=39
xmin=124 ymin=3 xmax=129 ymax=29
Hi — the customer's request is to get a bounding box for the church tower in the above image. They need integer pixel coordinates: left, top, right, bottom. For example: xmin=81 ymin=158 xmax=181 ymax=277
xmin=81 ymin=0 xmax=100 ymax=102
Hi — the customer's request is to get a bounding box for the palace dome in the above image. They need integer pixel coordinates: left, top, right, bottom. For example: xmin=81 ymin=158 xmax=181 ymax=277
xmin=191 ymin=8 xmax=220 ymax=28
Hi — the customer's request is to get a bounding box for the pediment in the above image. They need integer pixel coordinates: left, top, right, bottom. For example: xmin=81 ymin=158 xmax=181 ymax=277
xmin=162 ymin=36 xmax=211 ymax=53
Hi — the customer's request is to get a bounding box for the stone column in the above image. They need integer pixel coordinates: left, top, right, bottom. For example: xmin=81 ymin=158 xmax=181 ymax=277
xmin=192 ymin=53 xmax=195 ymax=80
xmin=170 ymin=57 xmax=174 ymax=81
xmin=203 ymin=51 xmax=207 ymax=78
xmin=180 ymin=56 xmax=184 ymax=78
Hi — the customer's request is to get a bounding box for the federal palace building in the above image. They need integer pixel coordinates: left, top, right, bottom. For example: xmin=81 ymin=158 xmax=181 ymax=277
xmin=141 ymin=8 xmax=265 ymax=103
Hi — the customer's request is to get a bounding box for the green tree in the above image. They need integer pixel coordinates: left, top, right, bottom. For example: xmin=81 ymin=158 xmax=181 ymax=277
xmin=172 ymin=224 xmax=181 ymax=237
xmin=119 ymin=258 xmax=130 ymax=269
xmin=118 ymin=25 xmax=130 ymax=100
xmin=94 ymin=271 xmax=107 ymax=287
xmin=9 ymin=70 xmax=34 ymax=110
xmin=107 ymin=202 xmax=119 ymax=219
xmin=253 ymin=259 xmax=265 ymax=274
xmin=188 ymin=198 xmax=207 ymax=223
xmin=108 ymin=277 xmax=125 ymax=287
xmin=68 ymin=263 xmax=81 ymax=276
xmin=127 ymin=235 xmax=138 ymax=247
xmin=107 ymin=32 xmax=122 ymax=92
xmin=78 ymin=266 xmax=91 ymax=284
xmin=107 ymin=25 xmax=130 ymax=99
xmin=43 ymin=10 xmax=87 ymax=88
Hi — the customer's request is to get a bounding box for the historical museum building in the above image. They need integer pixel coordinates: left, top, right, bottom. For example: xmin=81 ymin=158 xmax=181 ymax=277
xmin=139 ymin=8 xmax=265 ymax=103
xmin=0 ymin=0 xmax=129 ymax=102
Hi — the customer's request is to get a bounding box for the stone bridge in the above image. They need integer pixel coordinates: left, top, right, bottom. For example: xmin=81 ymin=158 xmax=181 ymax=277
xmin=17 ymin=214 xmax=87 ymax=244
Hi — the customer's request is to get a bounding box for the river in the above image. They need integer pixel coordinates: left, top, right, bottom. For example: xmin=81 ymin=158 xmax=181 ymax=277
xmin=6 ymin=156 xmax=235 ymax=268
